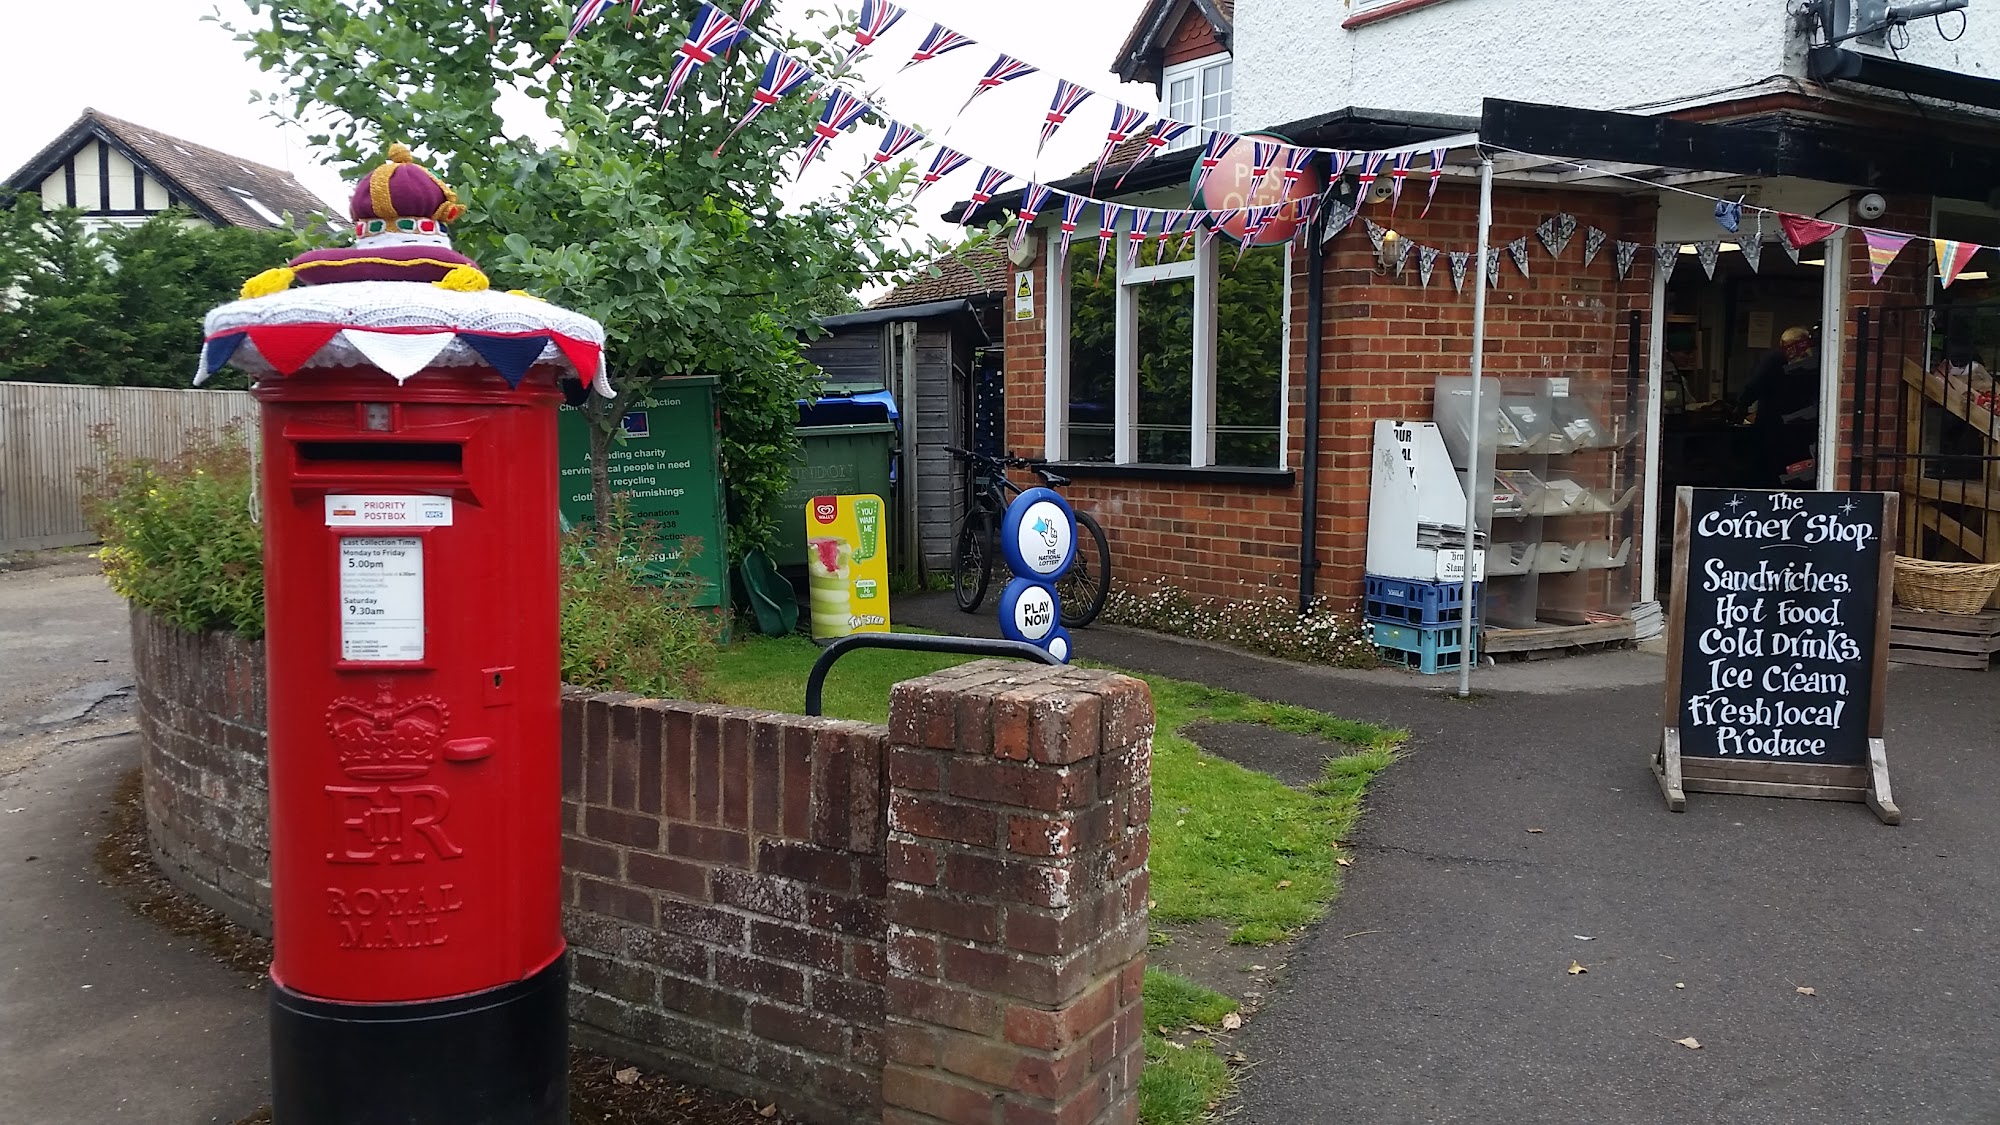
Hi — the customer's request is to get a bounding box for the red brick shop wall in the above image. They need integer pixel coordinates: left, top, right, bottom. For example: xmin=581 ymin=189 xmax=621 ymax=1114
xmin=1001 ymin=248 xmax=1307 ymax=605
xmin=1000 ymin=186 xmax=1658 ymax=612
xmin=1307 ymin=183 xmax=1659 ymax=604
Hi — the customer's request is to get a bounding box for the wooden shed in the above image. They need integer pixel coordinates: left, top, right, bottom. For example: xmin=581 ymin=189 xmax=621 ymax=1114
xmin=805 ymin=244 xmax=1006 ymax=578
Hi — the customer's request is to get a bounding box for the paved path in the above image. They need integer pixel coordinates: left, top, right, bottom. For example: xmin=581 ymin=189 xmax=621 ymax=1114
xmin=0 ymin=557 xmax=265 ymax=1125
xmin=899 ymin=593 xmax=2000 ymax=1124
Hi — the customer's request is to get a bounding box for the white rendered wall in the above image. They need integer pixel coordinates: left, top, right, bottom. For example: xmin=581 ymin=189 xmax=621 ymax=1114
xmin=1231 ymin=0 xmax=2000 ymax=132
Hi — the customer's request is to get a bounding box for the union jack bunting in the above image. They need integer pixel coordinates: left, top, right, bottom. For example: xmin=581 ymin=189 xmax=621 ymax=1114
xmin=1175 ymin=212 xmax=1201 ymax=256
xmin=958 ymin=54 xmax=1039 ymax=116
xmin=1037 ymin=80 xmax=1094 ymax=157
xmin=1096 ymin=203 xmax=1127 ymax=273
xmin=796 ymin=87 xmax=872 ymax=171
xmin=1388 ymin=151 xmax=1414 ymax=212
xmin=844 ymin=0 xmax=905 ymax=63
xmin=1125 ymin=208 xmax=1155 ymax=269
xmin=863 ymin=120 xmax=925 ymax=176
xmin=1091 ymin=104 xmax=1151 ymax=191
xmin=967 ymin=166 xmax=1013 ymax=210
xmin=1201 ymin=209 xmax=1242 ymax=249
xmin=660 ymin=3 xmax=751 ymax=110
xmin=1055 ymin=192 xmax=1089 ymax=266
xmin=1238 ymin=204 xmax=1281 ymax=264
xmin=1327 ymin=150 xmax=1353 ymax=182
xmin=1012 ymin=183 xmax=1054 ymax=253
xmin=1117 ymin=119 xmax=1194 ymax=188
xmin=714 ymin=50 xmax=816 ymax=156
xmin=1279 ymin=145 xmax=1316 ymax=193
xmin=912 ymin=146 xmax=972 ymax=198
xmin=737 ymin=0 xmax=764 ymax=22
xmin=1355 ymin=151 xmax=1388 ymax=203
xmin=901 ymin=23 xmax=976 ymax=72
xmin=1245 ymin=139 xmax=1284 ymax=203
xmin=1422 ymin=148 xmax=1448 ymax=216
xmin=1191 ymin=132 xmax=1241 ymax=198
xmin=555 ymin=0 xmax=616 ymax=59
xmin=1290 ymin=195 xmax=1321 ymax=246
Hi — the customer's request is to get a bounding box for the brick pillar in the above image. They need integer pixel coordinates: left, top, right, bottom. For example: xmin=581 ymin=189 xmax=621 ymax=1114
xmin=881 ymin=661 xmax=1153 ymax=1125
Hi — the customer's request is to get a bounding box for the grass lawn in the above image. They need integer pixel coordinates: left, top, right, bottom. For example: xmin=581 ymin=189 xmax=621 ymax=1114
xmin=704 ymin=632 xmax=1403 ymax=1124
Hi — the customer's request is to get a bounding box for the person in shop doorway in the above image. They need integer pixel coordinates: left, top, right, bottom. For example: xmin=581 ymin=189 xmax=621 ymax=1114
xmin=1739 ymin=325 xmax=1819 ymax=487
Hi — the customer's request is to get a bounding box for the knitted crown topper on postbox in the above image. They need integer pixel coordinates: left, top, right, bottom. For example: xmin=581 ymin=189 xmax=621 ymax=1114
xmin=241 ymin=143 xmax=488 ymax=297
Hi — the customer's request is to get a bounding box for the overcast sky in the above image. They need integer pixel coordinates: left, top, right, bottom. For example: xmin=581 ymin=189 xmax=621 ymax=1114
xmin=0 ymin=0 xmax=1158 ymax=240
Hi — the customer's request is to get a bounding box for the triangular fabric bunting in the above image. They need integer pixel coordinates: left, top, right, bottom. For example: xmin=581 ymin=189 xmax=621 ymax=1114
xmin=1116 ymin=119 xmax=1194 ymax=189
xmin=1012 ymin=184 xmax=1053 ymax=254
xmin=1654 ymin=242 xmax=1681 ymax=281
xmin=1200 ymin=209 xmax=1241 ymax=250
xmin=1418 ymin=244 xmax=1439 ymax=287
xmin=1125 ymin=209 xmax=1153 ymax=270
xmin=1615 ymin=241 xmax=1640 ymax=280
xmin=1695 ymin=240 xmax=1720 ymax=280
xmin=555 ymin=0 xmax=615 ymax=60
xmin=863 ymin=120 xmax=924 ymax=175
xmin=1289 ymin=196 xmax=1319 ymax=248
xmin=245 ymin=324 xmax=341 ymax=376
xmin=842 ymin=0 xmax=904 ymax=65
xmin=1508 ymin=236 xmax=1530 ymax=278
xmin=715 ymin=50 xmax=816 ymax=156
xmin=552 ymin=334 xmax=605 ymax=387
xmin=1739 ymin=238 xmax=1763 ymax=274
xmin=1037 ymin=79 xmax=1093 ymax=157
xmin=1863 ymin=229 xmax=1913 ymax=284
xmin=1388 ymin=151 xmax=1414 ymax=212
xmin=659 ymin=3 xmax=750 ymax=111
xmin=342 ymin=330 xmax=456 ymax=384
xmin=1355 ymin=151 xmax=1387 ymax=205
xmin=1279 ymin=146 xmax=1316 ymax=193
xmin=1583 ymin=226 xmax=1607 ymax=268
xmin=900 ymin=22 xmax=975 ymax=72
xmin=461 ymin=332 xmax=553 ymax=388
xmin=797 ymin=87 xmax=871 ymax=171
xmin=1389 ymin=235 xmax=1413 ymax=277
xmin=1090 ymin=104 xmax=1151 ymax=192
xmin=1448 ymin=250 xmax=1471 ymax=293
xmin=959 ymin=54 xmax=1038 ymax=116
xmin=1191 ymin=132 xmax=1241 ymax=197
xmin=1321 ymin=197 xmax=1356 ymax=241
xmin=202 ymin=332 xmax=247 ymax=376
xmin=1054 ymin=193 xmax=1088 ymax=266
xmin=1779 ymin=213 xmax=1840 ymax=250
xmin=1422 ymin=148 xmax=1447 ymax=217
xmin=1537 ymin=214 xmax=1576 ymax=259
xmin=1246 ymin=139 xmax=1284 ymax=203
xmin=913 ymin=146 xmax=971 ymax=198
xmin=1934 ymin=239 xmax=1981 ymax=287
xmin=1781 ymin=238 xmax=1802 ymax=265
xmin=1364 ymin=218 xmax=1388 ymax=256
xmin=964 ymin=167 xmax=1012 ymax=224
xmin=1485 ymin=248 xmax=1501 ymax=288
xmin=1096 ymin=203 xmax=1125 ymax=274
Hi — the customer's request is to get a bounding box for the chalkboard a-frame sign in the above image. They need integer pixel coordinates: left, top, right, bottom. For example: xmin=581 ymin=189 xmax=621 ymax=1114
xmin=1656 ymin=487 xmax=1901 ymax=824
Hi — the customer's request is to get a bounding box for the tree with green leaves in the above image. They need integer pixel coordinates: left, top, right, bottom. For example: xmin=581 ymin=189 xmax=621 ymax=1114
xmin=231 ymin=0 xmax=941 ymax=557
xmin=0 ymin=202 xmax=300 ymax=388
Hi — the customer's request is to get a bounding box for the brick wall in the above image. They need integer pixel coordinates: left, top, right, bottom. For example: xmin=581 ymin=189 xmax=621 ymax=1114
xmin=1002 ymin=182 xmax=1657 ymax=609
xmin=133 ymin=620 xmax=1155 ymax=1125
xmin=131 ymin=605 xmax=271 ymax=929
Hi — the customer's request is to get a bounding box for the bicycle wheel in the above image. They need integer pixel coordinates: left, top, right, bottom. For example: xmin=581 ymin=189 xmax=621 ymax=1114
xmin=953 ymin=510 xmax=994 ymax=613
xmin=1058 ymin=510 xmax=1111 ymax=627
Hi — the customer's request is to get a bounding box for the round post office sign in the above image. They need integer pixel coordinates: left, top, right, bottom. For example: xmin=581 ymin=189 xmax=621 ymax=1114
xmin=1000 ymin=487 xmax=1076 ymax=581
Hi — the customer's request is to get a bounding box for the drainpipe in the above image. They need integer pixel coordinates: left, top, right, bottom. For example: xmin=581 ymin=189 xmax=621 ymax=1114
xmin=1298 ymin=207 xmax=1327 ymax=614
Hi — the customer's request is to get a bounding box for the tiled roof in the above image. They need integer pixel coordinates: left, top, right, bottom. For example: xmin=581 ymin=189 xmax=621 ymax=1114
xmin=869 ymin=241 xmax=1010 ymax=309
xmin=3 ymin=109 xmax=333 ymax=229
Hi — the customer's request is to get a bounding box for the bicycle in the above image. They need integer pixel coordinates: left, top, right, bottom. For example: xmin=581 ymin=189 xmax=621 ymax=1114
xmin=944 ymin=447 xmax=1111 ymax=628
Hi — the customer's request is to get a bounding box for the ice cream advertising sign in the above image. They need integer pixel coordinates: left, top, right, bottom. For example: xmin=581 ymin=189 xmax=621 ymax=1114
xmin=806 ymin=494 xmax=891 ymax=641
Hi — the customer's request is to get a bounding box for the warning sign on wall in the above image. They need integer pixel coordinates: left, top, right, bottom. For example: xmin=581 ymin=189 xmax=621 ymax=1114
xmin=339 ymin=536 xmax=425 ymax=662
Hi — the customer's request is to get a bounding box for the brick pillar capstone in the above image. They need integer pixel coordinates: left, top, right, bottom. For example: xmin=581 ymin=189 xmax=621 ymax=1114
xmin=882 ymin=661 xmax=1153 ymax=1125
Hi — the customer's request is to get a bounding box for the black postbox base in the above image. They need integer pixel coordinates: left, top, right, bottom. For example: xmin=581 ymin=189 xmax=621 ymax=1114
xmin=270 ymin=955 xmax=569 ymax=1125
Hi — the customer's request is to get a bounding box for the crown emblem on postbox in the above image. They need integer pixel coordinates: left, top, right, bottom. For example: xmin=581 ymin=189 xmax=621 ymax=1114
xmin=325 ymin=682 xmax=451 ymax=781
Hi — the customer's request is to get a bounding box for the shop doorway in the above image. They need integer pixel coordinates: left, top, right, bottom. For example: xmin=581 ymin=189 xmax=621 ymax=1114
xmin=1653 ymin=238 xmax=1837 ymax=586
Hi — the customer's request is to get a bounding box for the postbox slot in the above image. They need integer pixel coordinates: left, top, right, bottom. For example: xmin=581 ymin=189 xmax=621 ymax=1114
xmin=297 ymin=441 xmax=464 ymax=469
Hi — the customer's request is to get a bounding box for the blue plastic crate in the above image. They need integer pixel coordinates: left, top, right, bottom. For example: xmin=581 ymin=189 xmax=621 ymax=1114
xmin=1370 ymin=619 xmax=1476 ymax=675
xmin=1364 ymin=575 xmax=1482 ymax=628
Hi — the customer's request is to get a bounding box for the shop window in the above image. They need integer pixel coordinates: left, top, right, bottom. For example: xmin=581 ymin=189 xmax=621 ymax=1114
xmin=1162 ymin=58 xmax=1232 ymax=151
xmin=1047 ymin=226 xmax=1287 ymax=469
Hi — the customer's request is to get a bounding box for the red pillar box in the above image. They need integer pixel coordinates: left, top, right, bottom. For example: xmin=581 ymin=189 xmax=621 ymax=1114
xmin=200 ymin=145 xmax=611 ymax=1125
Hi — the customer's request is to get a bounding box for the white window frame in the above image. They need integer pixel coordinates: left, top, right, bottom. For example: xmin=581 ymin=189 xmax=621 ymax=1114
xmin=1043 ymin=223 xmax=1290 ymax=470
xmin=1160 ymin=56 xmax=1232 ymax=151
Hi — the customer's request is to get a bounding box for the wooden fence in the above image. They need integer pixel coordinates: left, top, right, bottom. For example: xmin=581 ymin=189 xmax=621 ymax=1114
xmin=0 ymin=382 xmax=257 ymax=552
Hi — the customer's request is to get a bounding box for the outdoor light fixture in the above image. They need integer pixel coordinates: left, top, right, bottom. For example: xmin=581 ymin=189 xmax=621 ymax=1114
xmin=1377 ymin=228 xmax=1401 ymax=270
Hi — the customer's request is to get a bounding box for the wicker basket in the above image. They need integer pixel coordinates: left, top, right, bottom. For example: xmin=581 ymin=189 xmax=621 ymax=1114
xmin=1893 ymin=558 xmax=2000 ymax=615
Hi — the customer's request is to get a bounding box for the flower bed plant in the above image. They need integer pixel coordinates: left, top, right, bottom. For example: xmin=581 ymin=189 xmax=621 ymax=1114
xmin=1102 ymin=581 xmax=1379 ymax=669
